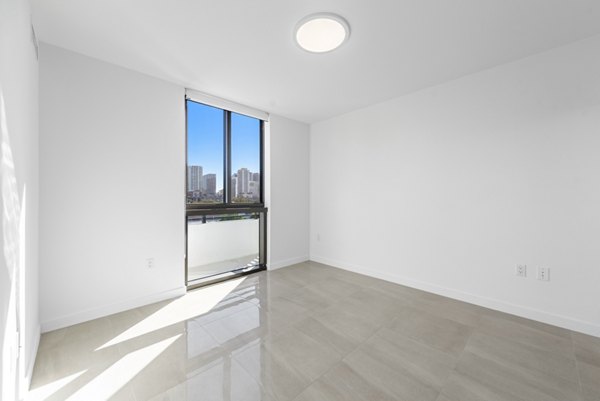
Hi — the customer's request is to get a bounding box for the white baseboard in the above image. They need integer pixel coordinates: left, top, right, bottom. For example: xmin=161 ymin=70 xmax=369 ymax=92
xmin=310 ymin=255 xmax=600 ymax=338
xmin=268 ymin=255 xmax=309 ymax=270
xmin=41 ymin=287 xmax=187 ymax=333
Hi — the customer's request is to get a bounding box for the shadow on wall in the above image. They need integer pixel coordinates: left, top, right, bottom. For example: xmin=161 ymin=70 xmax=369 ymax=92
xmin=1 ymin=87 xmax=23 ymax=400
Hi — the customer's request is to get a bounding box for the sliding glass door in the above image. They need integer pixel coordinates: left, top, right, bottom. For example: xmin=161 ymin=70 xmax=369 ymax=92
xmin=185 ymin=99 xmax=266 ymax=287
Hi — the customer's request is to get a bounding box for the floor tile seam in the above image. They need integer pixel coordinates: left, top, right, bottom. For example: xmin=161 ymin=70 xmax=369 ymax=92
xmin=188 ymin=321 xmax=230 ymax=358
xmin=185 ymin=348 xmax=241 ymax=383
xmin=198 ymin=348 xmax=254 ymax=378
xmin=228 ymin=293 xmax=260 ymax=308
xmin=340 ymin=343 xmax=444 ymax=401
xmin=362 ymin=283 xmax=412 ymax=304
xmin=439 ymin=366 xmax=531 ymax=401
xmin=272 ymin=272 xmax=332 ymax=288
xmin=386 ymin=314 xmax=471 ymax=362
xmin=360 ymin=348 xmax=449 ymax=397
xmin=460 ymin=329 xmax=539 ymax=374
xmin=434 ymin=394 xmax=447 ymax=401
xmin=433 ymin=322 xmax=476 ymax=395
xmin=373 ymin=325 xmax=461 ymax=368
xmin=476 ymin=313 xmax=573 ymax=344
xmin=326 ymin=275 xmax=378 ymax=291
xmin=287 ymin=358 xmax=395 ymax=401
xmin=146 ymin=355 xmax=214 ymax=397
xmin=228 ymin=339 xmax=314 ymax=401
xmin=313 ymin=290 xmax=374 ymax=318
xmin=289 ymin=322 xmax=389 ymax=400
xmin=201 ymin=321 xmax=287 ymax=360
xmin=472 ymin=324 xmax=579 ymax=364
xmin=258 ymin=293 xmax=326 ymax=320
xmin=128 ymin=384 xmax=140 ymax=401
xmin=408 ymin=299 xmax=487 ymax=326
xmin=469 ymin=325 xmax=582 ymax=369
xmin=322 ymin=283 xmax=368 ymax=303
xmin=367 ymin=321 xmax=462 ymax=396
xmin=263 ymin=278 xmax=310 ymax=294
xmin=363 ymin=279 xmax=427 ymax=301
xmin=257 ymin=317 xmax=309 ymax=350
xmin=274 ymin=272 xmax=322 ymax=290
xmin=213 ymin=351 xmax=274 ymax=401
xmin=456 ymin=344 xmax=583 ymax=400
xmin=277 ymin=292 xmax=331 ymax=312
xmin=287 ymin=360 xmax=346 ymax=401
xmin=342 ymin=317 xmax=389 ymax=358
xmin=127 ymin=389 xmax=138 ymax=401
xmin=570 ymin=331 xmax=600 ymax=366
xmin=222 ymin=315 xmax=343 ymax=397
xmin=447 ymin=351 xmax=536 ymax=401
xmin=195 ymin=297 xmax=259 ymax=328
xmin=401 ymin=294 xmax=575 ymax=344
xmin=231 ymin=288 xmax=263 ymax=302
xmin=301 ymin=278 xmax=362 ymax=298
xmin=400 ymin=303 xmax=477 ymax=333
xmin=444 ymin=327 xmax=581 ymax=401
xmin=570 ymin=331 xmax=586 ymax=399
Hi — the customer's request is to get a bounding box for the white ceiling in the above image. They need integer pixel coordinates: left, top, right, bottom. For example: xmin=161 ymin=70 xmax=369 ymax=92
xmin=32 ymin=0 xmax=600 ymax=123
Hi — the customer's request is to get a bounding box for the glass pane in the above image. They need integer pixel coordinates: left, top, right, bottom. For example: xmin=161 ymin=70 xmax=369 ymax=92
xmin=187 ymin=101 xmax=224 ymax=204
xmin=187 ymin=213 xmax=260 ymax=283
xmin=231 ymin=112 xmax=261 ymax=203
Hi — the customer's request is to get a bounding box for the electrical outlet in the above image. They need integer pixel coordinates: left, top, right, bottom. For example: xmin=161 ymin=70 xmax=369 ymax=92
xmin=147 ymin=258 xmax=155 ymax=269
xmin=537 ymin=267 xmax=550 ymax=281
xmin=516 ymin=264 xmax=527 ymax=277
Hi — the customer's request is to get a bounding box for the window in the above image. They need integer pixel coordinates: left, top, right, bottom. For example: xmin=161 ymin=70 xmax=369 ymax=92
xmin=231 ymin=112 xmax=261 ymax=204
xmin=186 ymin=100 xmax=263 ymax=206
xmin=186 ymin=101 xmax=225 ymax=204
xmin=186 ymin=212 xmax=260 ymax=282
xmin=185 ymin=97 xmax=266 ymax=288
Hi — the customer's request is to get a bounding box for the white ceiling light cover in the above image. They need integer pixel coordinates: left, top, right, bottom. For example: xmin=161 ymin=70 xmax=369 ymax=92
xmin=295 ymin=13 xmax=350 ymax=53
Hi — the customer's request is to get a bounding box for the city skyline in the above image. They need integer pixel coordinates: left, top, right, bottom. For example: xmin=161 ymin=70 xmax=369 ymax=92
xmin=187 ymin=164 xmax=260 ymax=202
xmin=187 ymin=100 xmax=260 ymax=195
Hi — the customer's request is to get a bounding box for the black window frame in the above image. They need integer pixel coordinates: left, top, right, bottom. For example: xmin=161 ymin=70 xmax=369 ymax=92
xmin=184 ymin=97 xmax=267 ymax=289
xmin=185 ymin=98 xmax=265 ymax=210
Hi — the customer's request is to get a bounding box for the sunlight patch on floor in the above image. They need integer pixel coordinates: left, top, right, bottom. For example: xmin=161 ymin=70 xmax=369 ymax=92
xmin=26 ymin=370 xmax=87 ymax=401
xmin=67 ymin=335 xmax=181 ymax=401
xmin=97 ymin=277 xmax=246 ymax=350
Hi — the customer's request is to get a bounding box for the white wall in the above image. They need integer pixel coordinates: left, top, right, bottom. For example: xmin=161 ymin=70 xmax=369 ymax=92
xmin=267 ymin=116 xmax=310 ymax=269
xmin=39 ymin=44 xmax=186 ymax=332
xmin=39 ymin=45 xmax=311 ymax=331
xmin=310 ymin=34 xmax=600 ymax=336
xmin=0 ymin=0 xmax=40 ymax=398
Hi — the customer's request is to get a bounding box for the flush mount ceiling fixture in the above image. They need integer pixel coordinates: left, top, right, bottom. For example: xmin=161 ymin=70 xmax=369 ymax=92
xmin=295 ymin=13 xmax=350 ymax=53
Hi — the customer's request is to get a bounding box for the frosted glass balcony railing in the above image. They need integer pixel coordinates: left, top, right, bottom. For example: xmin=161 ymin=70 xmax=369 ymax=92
xmin=187 ymin=213 xmax=260 ymax=283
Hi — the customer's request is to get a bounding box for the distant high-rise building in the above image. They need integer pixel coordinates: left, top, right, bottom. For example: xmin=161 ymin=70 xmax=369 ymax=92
xmin=248 ymin=181 xmax=260 ymax=199
xmin=188 ymin=165 xmax=202 ymax=191
xmin=231 ymin=174 xmax=238 ymax=198
xmin=237 ymin=168 xmax=250 ymax=195
xmin=202 ymin=174 xmax=216 ymax=195
xmin=250 ymin=172 xmax=260 ymax=199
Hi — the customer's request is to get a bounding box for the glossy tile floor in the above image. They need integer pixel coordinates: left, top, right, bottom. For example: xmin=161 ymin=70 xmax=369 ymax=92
xmin=29 ymin=262 xmax=599 ymax=401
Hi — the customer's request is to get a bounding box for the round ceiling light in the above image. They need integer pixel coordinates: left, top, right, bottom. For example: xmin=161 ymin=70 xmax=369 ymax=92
xmin=295 ymin=13 xmax=350 ymax=53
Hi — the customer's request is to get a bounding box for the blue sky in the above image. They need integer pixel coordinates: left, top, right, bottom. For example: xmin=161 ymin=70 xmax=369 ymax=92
xmin=187 ymin=100 xmax=260 ymax=191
